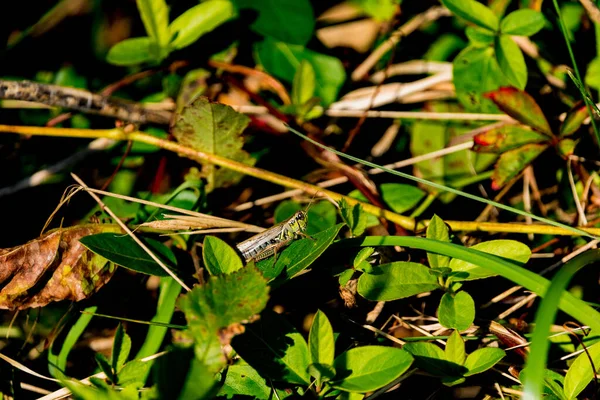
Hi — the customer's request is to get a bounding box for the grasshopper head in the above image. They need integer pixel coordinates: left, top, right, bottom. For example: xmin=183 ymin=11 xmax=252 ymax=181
xmin=291 ymin=210 xmax=308 ymax=232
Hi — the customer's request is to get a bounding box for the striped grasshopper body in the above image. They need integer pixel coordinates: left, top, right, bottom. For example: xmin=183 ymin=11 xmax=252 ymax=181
xmin=236 ymin=210 xmax=308 ymax=263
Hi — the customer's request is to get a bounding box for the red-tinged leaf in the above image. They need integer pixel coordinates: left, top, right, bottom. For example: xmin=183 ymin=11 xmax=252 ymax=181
xmin=557 ymin=138 xmax=578 ymax=158
xmin=560 ymin=103 xmax=588 ymax=137
xmin=484 ymin=87 xmax=553 ymax=136
xmin=0 ymin=225 xmax=120 ymax=310
xmin=473 ymin=125 xmax=550 ymax=153
xmin=491 ymin=143 xmax=547 ymax=189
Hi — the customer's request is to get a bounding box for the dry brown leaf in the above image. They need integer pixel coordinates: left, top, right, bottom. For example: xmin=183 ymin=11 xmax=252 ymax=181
xmin=0 ymin=224 xmax=120 ymax=310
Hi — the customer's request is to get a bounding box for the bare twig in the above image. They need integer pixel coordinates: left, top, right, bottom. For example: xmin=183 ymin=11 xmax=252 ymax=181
xmin=579 ymin=0 xmax=600 ymax=25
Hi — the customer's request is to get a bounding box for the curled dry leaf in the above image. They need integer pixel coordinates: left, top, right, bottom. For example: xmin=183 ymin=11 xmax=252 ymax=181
xmin=0 ymin=224 xmax=120 ymax=310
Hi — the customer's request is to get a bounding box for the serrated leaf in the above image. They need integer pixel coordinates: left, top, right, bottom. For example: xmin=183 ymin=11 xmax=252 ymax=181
xmin=464 ymin=347 xmax=505 ymax=376
xmin=438 ymin=291 xmax=475 ymax=331
xmin=136 ymin=0 xmax=170 ymax=47
xmin=112 ymin=324 xmax=131 ymax=373
xmin=473 ymin=125 xmax=550 ymax=153
xmin=80 ymin=233 xmax=177 ymax=277
xmin=449 ymin=239 xmax=531 ymax=280
xmin=560 ymin=104 xmax=588 ymax=137
xmin=178 ymin=265 xmax=269 ymax=372
xmin=330 ymin=346 xmax=413 ymax=393
xmin=564 ymin=342 xmax=600 ymax=399
xmin=357 ymin=262 xmax=439 ymax=301
xmin=173 ymin=97 xmax=255 ymax=191
xmin=0 ymin=225 xmax=118 ymax=310
xmin=442 ymin=0 xmax=499 ymax=31
xmin=426 ymin=215 xmax=450 ymax=269
xmin=484 ymin=87 xmax=552 ymax=135
xmin=106 ymin=37 xmax=155 ymax=66
xmin=380 ymin=183 xmax=426 ymax=214
xmin=309 ymin=310 xmax=335 ymax=366
xmin=202 ymin=236 xmax=243 ymax=275
xmin=445 ymin=330 xmax=466 ymax=365
xmin=231 ymin=311 xmax=311 ymax=385
xmin=169 ymin=0 xmax=235 ymax=49
xmin=500 ymin=9 xmax=545 ymax=36
xmin=491 ymin=143 xmax=547 ymax=189
xmin=494 ymin=35 xmax=527 ymax=89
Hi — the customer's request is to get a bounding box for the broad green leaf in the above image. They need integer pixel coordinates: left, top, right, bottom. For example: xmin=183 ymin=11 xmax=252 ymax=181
xmin=173 ymin=97 xmax=255 ymax=191
xmin=438 ymin=291 xmax=475 ymax=331
xmin=136 ymin=0 xmax=170 ymax=47
xmin=557 ymin=138 xmax=578 ymax=158
xmin=490 ymin=143 xmax=547 ymax=189
xmin=80 ymin=233 xmax=176 ymax=277
xmin=453 ymin=46 xmax=509 ymax=112
xmin=424 ymin=33 xmax=466 ymax=61
xmin=232 ymin=0 xmax=314 ymax=45
xmin=117 ymin=360 xmax=150 ymax=387
xmin=500 ymin=9 xmax=545 ymax=36
xmin=231 ymin=311 xmax=311 ymax=385
xmin=484 ymin=87 xmax=552 ymax=135
xmin=357 ymin=262 xmax=439 ymax=301
xmin=585 ymin=57 xmax=600 ymax=90
xmin=106 ymin=37 xmax=154 ymax=66
xmin=202 ymin=236 xmax=243 ymax=275
xmin=564 ymin=342 xmax=600 ymax=399
xmin=178 ymin=265 xmax=269 ymax=372
xmin=338 ymin=269 xmax=355 ymax=286
xmin=560 ymin=104 xmax=588 ymax=137
xmin=219 ymin=363 xmax=291 ymax=399
xmin=263 ymin=223 xmax=344 ymax=283
xmin=473 ymin=125 xmax=550 ymax=153
xmin=402 ymin=342 xmax=465 ymax=377
xmin=112 ymin=324 xmax=131 ymax=373
xmin=330 ymin=346 xmax=413 ymax=392
xmin=309 ymin=310 xmax=335 ymax=366
xmin=442 ymin=0 xmax=499 ymax=31
xmin=463 ymin=347 xmax=505 ymax=376
xmin=169 ymin=0 xmax=235 ymax=49
xmin=308 ymin=363 xmax=336 ymax=383
xmin=338 ymin=198 xmax=367 ymax=237
xmin=274 ymin=200 xmax=337 ymax=235
xmin=445 ymin=330 xmax=466 ymax=365
xmin=465 ymin=26 xmax=495 ymax=47
xmin=494 ymin=35 xmax=527 ymax=89
xmin=354 ymin=247 xmax=375 ymax=273
xmin=292 ymin=60 xmax=316 ymax=106
xmin=426 ymin=215 xmax=450 ymax=269
xmin=350 ymin=0 xmax=397 ymax=20
xmin=380 ymin=183 xmax=426 ymax=214
xmin=255 ymin=38 xmax=346 ymax=105
xmin=449 ymin=239 xmax=531 ymax=280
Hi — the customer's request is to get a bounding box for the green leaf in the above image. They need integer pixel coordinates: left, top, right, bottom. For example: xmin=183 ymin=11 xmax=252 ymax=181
xmin=95 ymin=353 xmax=114 ymax=382
xmin=354 ymin=247 xmax=375 ymax=273
xmin=219 ymin=363 xmax=291 ymax=399
xmin=136 ymin=0 xmax=170 ymax=47
xmin=484 ymin=87 xmax=552 ymax=135
xmin=231 ymin=311 xmax=311 ymax=385
xmin=80 ymin=233 xmax=176 ymax=277
xmin=169 ymin=0 xmax=235 ymax=49
xmin=438 ymin=291 xmax=475 ymax=331
xmin=494 ymin=35 xmax=527 ymax=89
xmin=173 ymin=97 xmax=255 ymax=191
xmin=463 ymin=347 xmax=505 ymax=376
xmin=117 ymin=360 xmax=150 ymax=387
xmin=154 ymin=348 xmax=219 ymax=399
xmin=350 ymin=0 xmax=398 ymax=21
xmin=380 ymin=183 xmax=426 ymax=214
xmin=232 ymin=0 xmax=314 ymax=45
xmin=445 ymin=330 xmax=466 ymax=365
xmin=560 ymin=104 xmax=588 ymax=137
xmin=453 ymin=46 xmax=509 ymax=112
xmin=557 ymin=138 xmax=578 ymax=158
xmin=426 ymin=215 xmax=450 ymax=269
xmin=106 ymin=37 xmax=154 ymax=66
xmin=202 ymin=236 xmax=243 ymax=275
xmin=292 ymin=60 xmax=316 ymax=106
xmin=403 ymin=342 xmax=466 ymax=377
xmin=563 ymin=342 xmax=600 ymax=399
xmin=441 ymin=0 xmax=499 ymax=31
xmin=309 ymin=310 xmax=335 ymax=366
xmin=255 ymin=37 xmax=346 ymax=105
xmin=330 ymin=346 xmax=413 ymax=392
xmin=465 ymin=26 xmax=495 ymax=47
xmin=585 ymin=57 xmax=600 ymax=90
xmin=357 ymin=262 xmax=439 ymax=301
xmin=178 ymin=265 xmax=269 ymax=372
xmin=339 ymin=198 xmax=367 ymax=237
xmin=262 ymin=223 xmax=344 ymax=283
xmin=491 ymin=143 xmax=547 ymax=189
xmin=473 ymin=125 xmax=550 ymax=153
xmin=425 ymin=33 xmax=467 ymax=61
xmin=500 ymin=9 xmax=545 ymax=36
xmin=449 ymin=239 xmax=531 ymax=280
xmin=112 ymin=324 xmax=131 ymax=373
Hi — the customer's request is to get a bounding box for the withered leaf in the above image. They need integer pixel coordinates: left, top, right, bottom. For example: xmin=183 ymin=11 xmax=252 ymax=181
xmin=0 ymin=224 xmax=120 ymax=310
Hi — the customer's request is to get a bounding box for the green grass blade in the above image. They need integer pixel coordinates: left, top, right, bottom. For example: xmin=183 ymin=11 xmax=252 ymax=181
xmin=289 ymin=126 xmax=596 ymax=239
